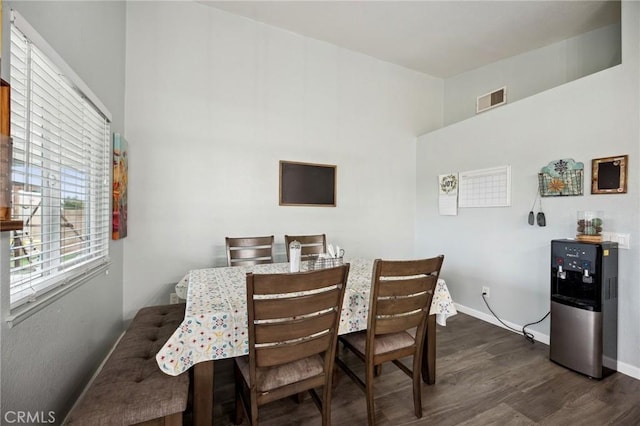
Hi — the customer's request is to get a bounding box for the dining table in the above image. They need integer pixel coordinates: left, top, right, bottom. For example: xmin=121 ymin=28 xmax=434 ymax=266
xmin=157 ymin=258 xmax=456 ymax=426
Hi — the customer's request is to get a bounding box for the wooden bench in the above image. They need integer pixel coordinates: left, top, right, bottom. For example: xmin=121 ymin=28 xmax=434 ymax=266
xmin=65 ymin=304 xmax=189 ymax=426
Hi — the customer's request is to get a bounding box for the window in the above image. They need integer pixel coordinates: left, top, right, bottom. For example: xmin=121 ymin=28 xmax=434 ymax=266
xmin=9 ymin=13 xmax=111 ymax=309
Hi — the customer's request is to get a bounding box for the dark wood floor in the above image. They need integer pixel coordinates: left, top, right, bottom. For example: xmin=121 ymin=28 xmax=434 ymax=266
xmin=201 ymin=312 xmax=640 ymax=425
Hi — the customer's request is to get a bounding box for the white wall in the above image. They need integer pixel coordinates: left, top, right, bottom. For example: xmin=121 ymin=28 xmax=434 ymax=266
xmin=444 ymin=22 xmax=621 ymax=126
xmin=416 ymin=2 xmax=640 ymax=378
xmin=123 ymin=2 xmax=443 ymax=319
xmin=0 ymin=0 xmax=126 ymax=421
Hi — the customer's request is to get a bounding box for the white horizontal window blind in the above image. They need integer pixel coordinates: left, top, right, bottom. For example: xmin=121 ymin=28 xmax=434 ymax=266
xmin=9 ymin=17 xmax=111 ymax=309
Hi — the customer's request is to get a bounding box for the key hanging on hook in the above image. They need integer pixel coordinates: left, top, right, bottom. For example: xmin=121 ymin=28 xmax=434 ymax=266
xmin=528 ymin=189 xmax=538 ymax=225
xmin=537 ymin=194 xmax=546 ymax=227
xmin=528 ymin=186 xmax=546 ymax=227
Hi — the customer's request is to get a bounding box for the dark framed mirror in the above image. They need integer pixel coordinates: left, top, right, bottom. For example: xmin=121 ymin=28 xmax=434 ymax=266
xmin=591 ymin=155 xmax=628 ymax=194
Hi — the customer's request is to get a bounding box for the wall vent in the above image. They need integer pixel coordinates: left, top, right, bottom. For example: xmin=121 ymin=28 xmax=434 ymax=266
xmin=476 ymin=87 xmax=507 ymax=114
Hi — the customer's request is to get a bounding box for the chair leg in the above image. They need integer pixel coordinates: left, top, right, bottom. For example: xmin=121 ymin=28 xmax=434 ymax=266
xmin=234 ymin=397 xmax=244 ymax=425
xmin=233 ymin=365 xmax=244 ymax=425
xmin=321 ymin=384 xmax=332 ymax=426
xmin=251 ymin=395 xmax=259 ymax=426
xmin=332 ymin=364 xmax=340 ymax=389
xmin=365 ymin=361 xmax=376 ymax=425
xmin=413 ymin=372 xmax=422 ymax=418
xmin=412 ymin=356 xmax=423 ymax=419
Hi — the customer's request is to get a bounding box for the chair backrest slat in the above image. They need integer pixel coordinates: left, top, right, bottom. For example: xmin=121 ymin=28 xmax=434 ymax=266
xmin=255 ymin=310 xmax=337 ymax=344
xmin=229 ymin=247 xmax=273 ymax=261
xmin=376 ymin=291 xmax=432 ymax=316
xmin=226 ymin=236 xmax=274 ymax=267
xmin=256 ymin=333 xmax=333 ymax=368
xmin=377 ymin=276 xmax=436 ymax=297
xmin=284 ymin=234 xmax=327 ymax=261
xmin=374 ymin=310 xmax=424 ymax=335
xmin=254 ymin=287 xmax=342 ymax=319
xmin=252 ymin=268 xmax=341 ymax=294
xmin=377 ymin=257 xmax=442 ymax=276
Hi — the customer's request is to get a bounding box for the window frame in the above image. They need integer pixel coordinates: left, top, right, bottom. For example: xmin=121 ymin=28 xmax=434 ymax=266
xmin=7 ymin=11 xmax=112 ymax=320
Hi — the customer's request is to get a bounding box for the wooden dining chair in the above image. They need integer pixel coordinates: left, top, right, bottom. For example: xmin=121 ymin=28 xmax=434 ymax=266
xmin=335 ymin=255 xmax=444 ymax=425
xmin=234 ymin=264 xmax=350 ymax=426
xmin=225 ymin=236 xmax=275 ymax=267
xmin=284 ymin=234 xmax=327 ymax=261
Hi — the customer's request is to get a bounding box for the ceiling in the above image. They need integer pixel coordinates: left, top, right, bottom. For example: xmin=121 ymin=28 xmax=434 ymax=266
xmin=202 ymin=1 xmax=621 ymax=78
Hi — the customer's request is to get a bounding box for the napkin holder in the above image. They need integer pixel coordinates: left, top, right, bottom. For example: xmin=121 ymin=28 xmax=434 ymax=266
xmin=310 ymin=256 xmax=344 ymax=270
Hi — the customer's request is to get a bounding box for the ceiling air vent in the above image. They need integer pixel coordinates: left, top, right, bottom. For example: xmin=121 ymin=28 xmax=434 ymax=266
xmin=476 ymin=86 xmax=506 ymax=114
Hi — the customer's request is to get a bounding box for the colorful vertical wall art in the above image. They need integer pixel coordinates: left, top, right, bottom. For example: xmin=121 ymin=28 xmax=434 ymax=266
xmin=112 ymin=133 xmax=128 ymax=240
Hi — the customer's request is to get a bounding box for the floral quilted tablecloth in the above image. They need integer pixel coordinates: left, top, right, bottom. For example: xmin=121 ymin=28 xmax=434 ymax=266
xmin=157 ymin=259 xmax=456 ymax=376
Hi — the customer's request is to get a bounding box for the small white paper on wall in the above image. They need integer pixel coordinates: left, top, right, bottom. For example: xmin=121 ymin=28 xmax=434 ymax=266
xmin=438 ymin=173 xmax=458 ymax=216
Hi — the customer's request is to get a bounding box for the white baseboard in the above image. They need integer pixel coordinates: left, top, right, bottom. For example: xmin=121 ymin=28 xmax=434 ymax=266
xmin=613 ymin=359 xmax=640 ymax=380
xmin=453 ymin=303 xmax=640 ymax=380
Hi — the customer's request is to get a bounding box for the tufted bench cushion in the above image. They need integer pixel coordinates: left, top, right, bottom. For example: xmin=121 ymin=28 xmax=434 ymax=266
xmin=65 ymin=304 xmax=189 ymax=426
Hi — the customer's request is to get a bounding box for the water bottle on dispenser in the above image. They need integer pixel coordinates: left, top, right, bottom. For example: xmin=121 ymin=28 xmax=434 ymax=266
xmin=289 ymin=240 xmax=301 ymax=272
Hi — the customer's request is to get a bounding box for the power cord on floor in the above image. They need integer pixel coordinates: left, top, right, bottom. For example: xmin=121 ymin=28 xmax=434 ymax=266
xmin=481 ymin=292 xmax=550 ymax=344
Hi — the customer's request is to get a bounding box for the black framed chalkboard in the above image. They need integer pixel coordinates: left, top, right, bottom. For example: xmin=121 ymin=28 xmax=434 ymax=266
xmin=592 ymin=155 xmax=628 ymax=194
xmin=279 ymin=160 xmax=336 ymax=206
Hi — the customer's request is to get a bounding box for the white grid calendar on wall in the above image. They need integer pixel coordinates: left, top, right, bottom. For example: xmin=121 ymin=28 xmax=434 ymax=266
xmin=459 ymin=165 xmax=511 ymax=208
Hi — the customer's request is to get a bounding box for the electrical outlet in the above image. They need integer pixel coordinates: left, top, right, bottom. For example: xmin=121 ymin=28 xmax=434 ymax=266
xmin=482 ymin=286 xmax=490 ymax=298
xmin=169 ymin=292 xmax=180 ymax=304
xmin=616 ymin=233 xmax=631 ymax=249
xmin=602 ymin=231 xmax=630 ymax=249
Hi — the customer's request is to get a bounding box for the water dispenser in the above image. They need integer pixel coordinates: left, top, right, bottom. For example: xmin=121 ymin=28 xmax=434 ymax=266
xmin=549 ymin=239 xmax=618 ymax=379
